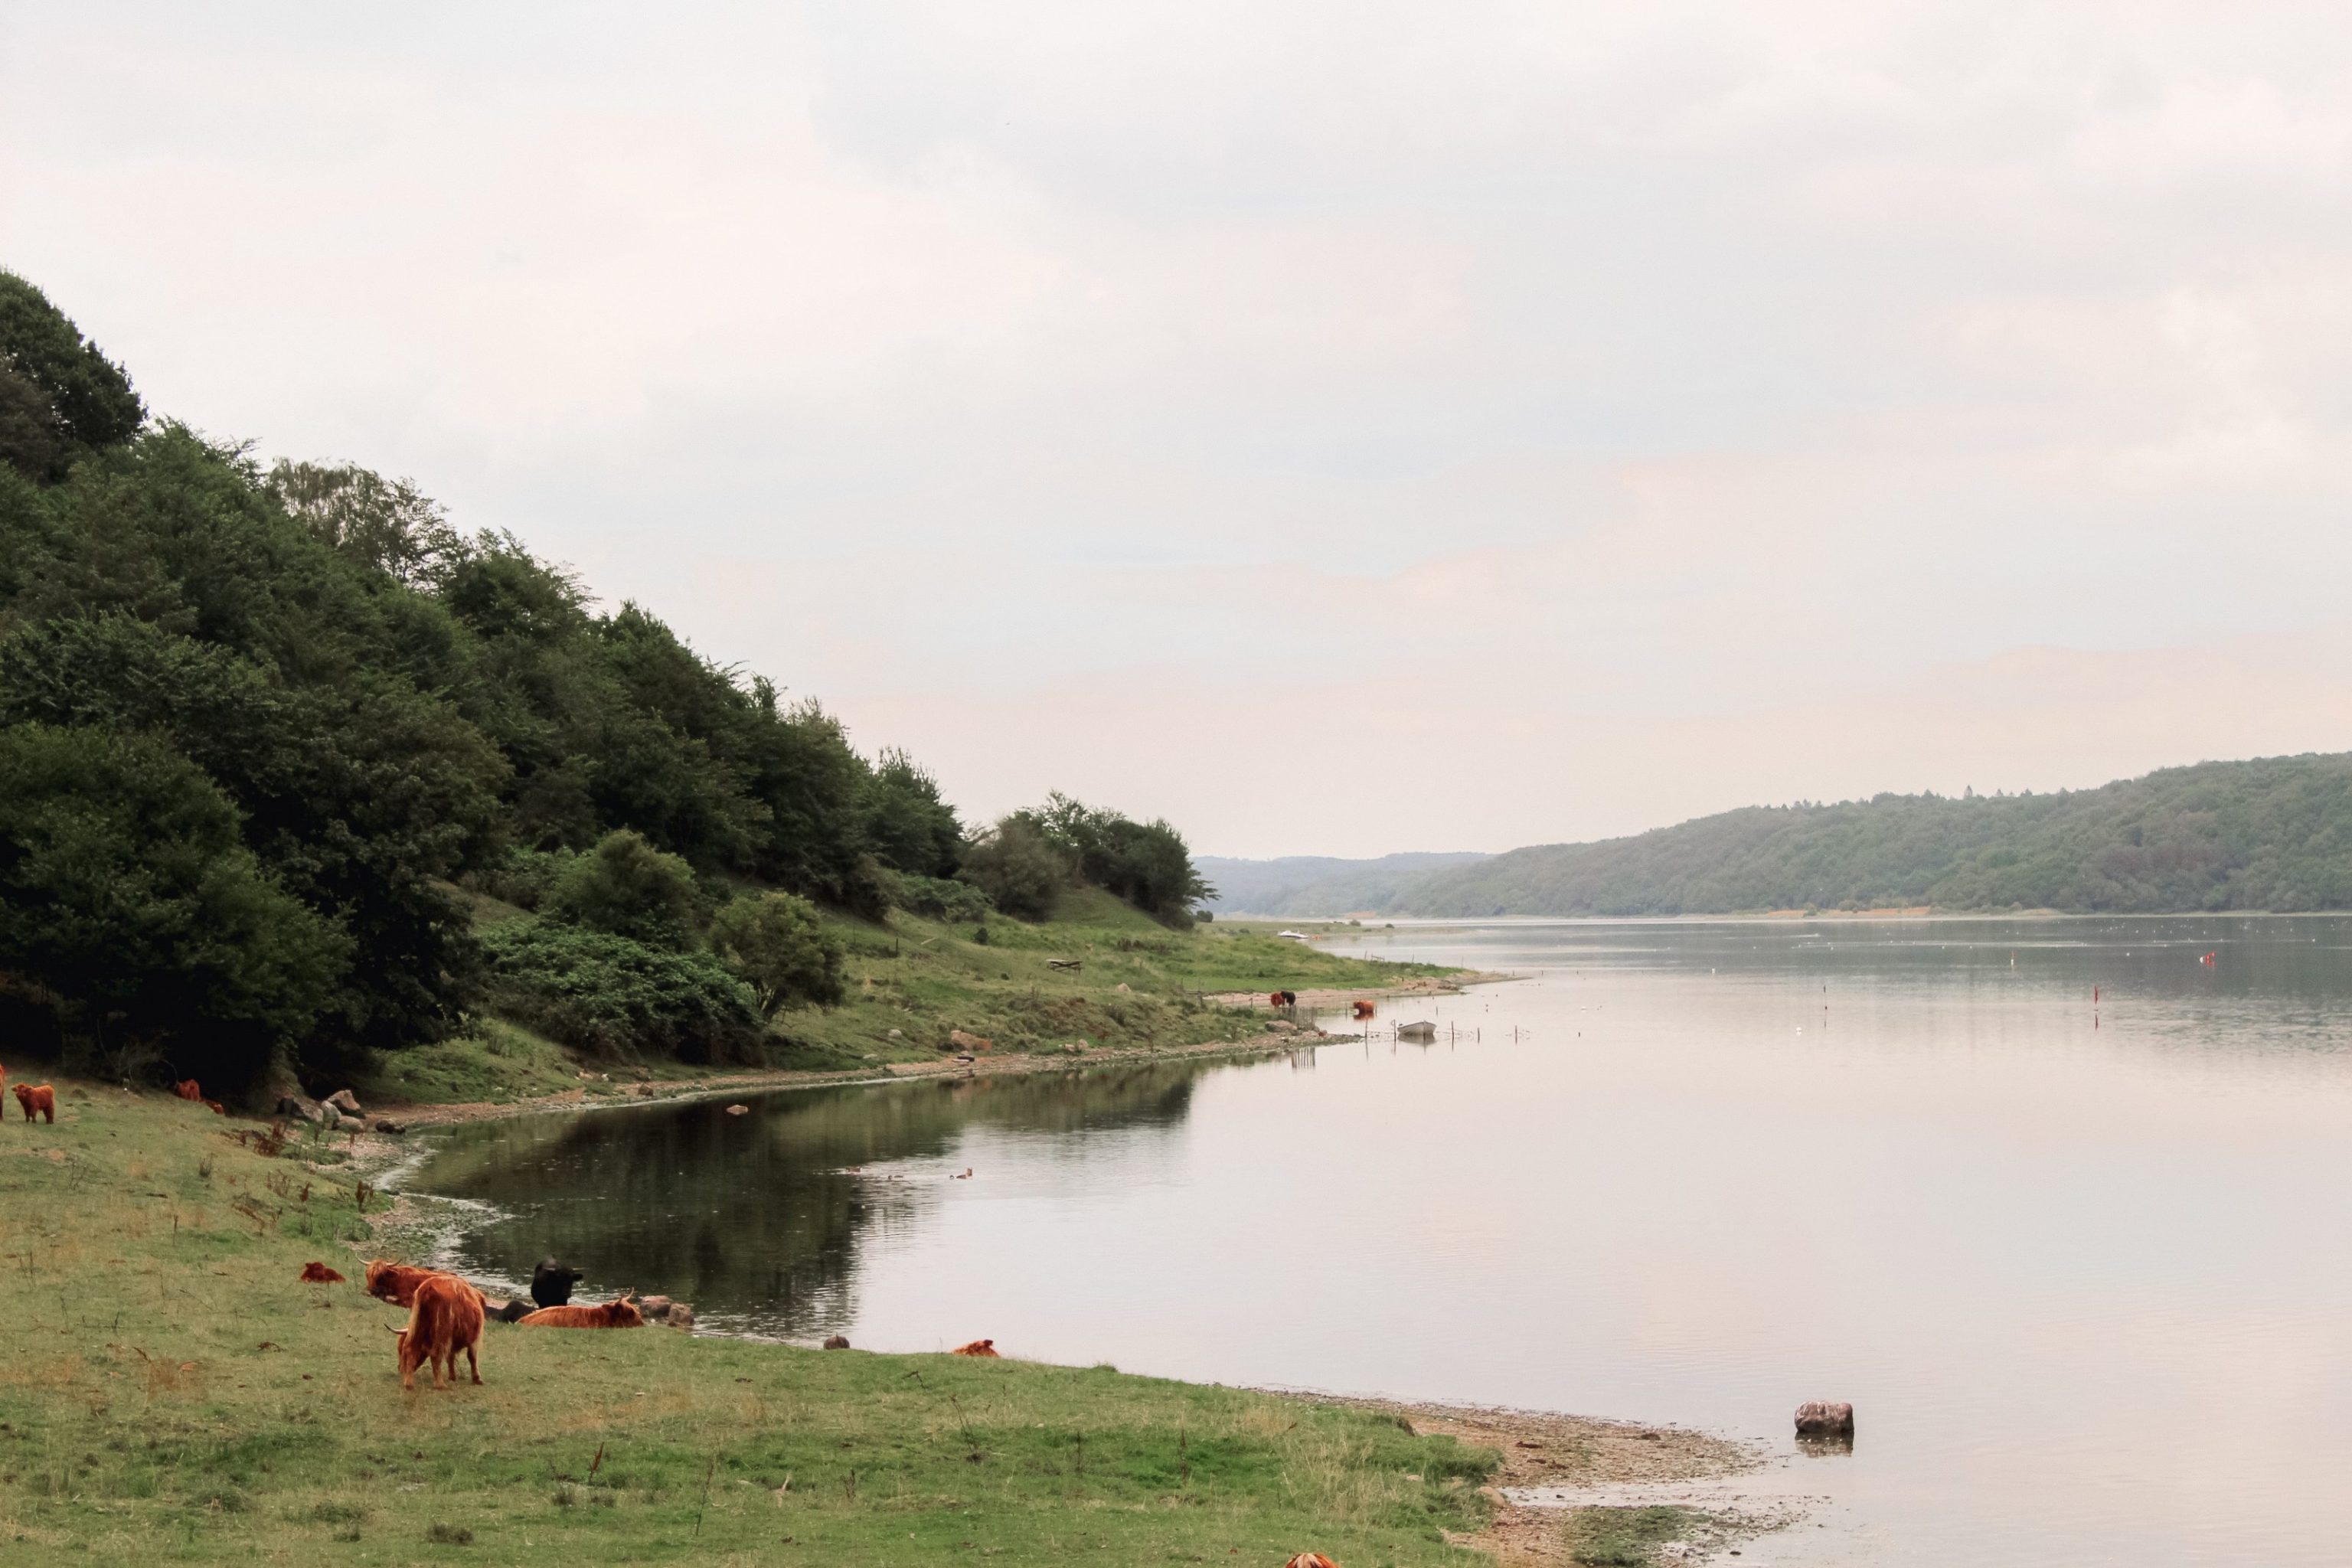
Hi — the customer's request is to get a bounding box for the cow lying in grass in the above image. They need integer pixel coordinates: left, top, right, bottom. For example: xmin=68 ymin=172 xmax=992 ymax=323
xmin=396 ymin=1272 xmax=485 ymax=1390
xmin=517 ymin=1293 xmax=644 ymax=1328
xmin=300 ymin=1261 xmax=345 ymax=1283
xmin=13 ymin=1083 xmax=54 ymax=1124
xmin=951 ymin=1339 xmax=1000 ymax=1357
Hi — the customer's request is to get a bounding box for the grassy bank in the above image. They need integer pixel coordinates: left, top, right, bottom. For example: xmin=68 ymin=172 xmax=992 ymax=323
xmin=0 ymin=1083 xmax=1508 ymax=1564
xmin=355 ymin=890 xmax=1465 ymax=1109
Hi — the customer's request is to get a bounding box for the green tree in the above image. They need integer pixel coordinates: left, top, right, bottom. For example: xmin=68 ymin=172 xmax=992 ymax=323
xmin=707 ymin=891 xmax=844 ymax=1014
xmin=959 ymin=815 xmax=1070 ymax=920
xmin=864 ymin=748 xmax=962 ymax=879
xmin=0 ymin=271 xmax=144 ymax=481
xmin=1027 ymin=793 xmax=1210 ymax=924
xmin=543 ymin=828 xmax=701 ymax=949
xmin=0 ymin=724 xmax=345 ymax=1086
xmin=266 ymin=459 xmax=463 ymax=589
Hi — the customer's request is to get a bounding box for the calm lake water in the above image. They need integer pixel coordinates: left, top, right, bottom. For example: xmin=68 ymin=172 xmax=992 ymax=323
xmin=410 ymin=916 xmax=2352 ymax=1565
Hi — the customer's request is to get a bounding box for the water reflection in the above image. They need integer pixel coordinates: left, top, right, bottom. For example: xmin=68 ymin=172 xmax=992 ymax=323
xmin=417 ymin=1061 xmax=1227 ymax=1334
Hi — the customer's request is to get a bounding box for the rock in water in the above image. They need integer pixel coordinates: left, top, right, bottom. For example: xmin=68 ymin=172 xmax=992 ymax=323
xmin=1794 ymin=1400 xmax=1854 ymax=1438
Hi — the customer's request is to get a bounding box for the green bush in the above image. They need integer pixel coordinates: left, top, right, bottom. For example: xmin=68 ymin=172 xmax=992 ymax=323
xmin=876 ymin=866 xmax=996 ymax=922
xmin=543 ymin=828 xmax=699 ymax=948
xmin=959 ymin=815 xmax=1069 ymax=920
xmin=467 ymin=845 xmax=579 ymax=910
xmin=707 ymin=891 xmax=844 ymax=1013
xmin=479 ymin=920 xmax=763 ymax=1063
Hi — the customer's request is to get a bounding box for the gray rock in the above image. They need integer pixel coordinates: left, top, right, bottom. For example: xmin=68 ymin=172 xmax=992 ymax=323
xmin=327 ymin=1089 xmax=364 ymax=1116
xmin=667 ymin=1305 xmax=695 ymax=1331
xmin=276 ymin=1095 xmax=325 ymax=1125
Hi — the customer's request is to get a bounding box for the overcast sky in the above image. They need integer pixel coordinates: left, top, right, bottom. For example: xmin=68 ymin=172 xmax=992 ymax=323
xmin=6 ymin=3 xmax=2350 ymax=855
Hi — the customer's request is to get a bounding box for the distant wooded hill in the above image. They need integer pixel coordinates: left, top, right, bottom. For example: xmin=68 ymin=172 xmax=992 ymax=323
xmin=1368 ymin=754 xmax=2352 ymax=916
xmin=1195 ymin=852 xmax=1491 ymax=916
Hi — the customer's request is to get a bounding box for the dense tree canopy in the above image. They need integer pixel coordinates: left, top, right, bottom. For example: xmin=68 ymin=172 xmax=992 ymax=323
xmin=0 ymin=272 xmax=1216 ymax=1089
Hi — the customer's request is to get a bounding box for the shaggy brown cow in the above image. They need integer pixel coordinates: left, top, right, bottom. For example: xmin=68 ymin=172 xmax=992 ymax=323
xmin=517 ymin=1293 xmax=645 ymax=1329
xmin=300 ymin=1261 xmax=345 ymax=1283
xmin=950 ymin=1338 xmax=1000 ymax=1357
xmin=173 ymin=1079 xmax=203 ymax=1102
xmin=1351 ymin=999 xmax=1375 ymax=1019
xmin=396 ymin=1272 xmax=485 ymax=1390
xmin=364 ymin=1260 xmax=449 ymax=1308
xmin=1283 ymin=1556 xmax=1342 ymax=1568
xmin=204 ymin=1100 xmax=226 ymax=1116
xmin=13 ymin=1083 xmax=54 ymax=1124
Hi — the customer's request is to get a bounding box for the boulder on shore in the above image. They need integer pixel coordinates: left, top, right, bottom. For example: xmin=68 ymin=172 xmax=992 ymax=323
xmin=1794 ymin=1400 xmax=1854 ymax=1438
xmin=276 ymin=1095 xmax=325 ymax=1125
xmin=326 ymin=1089 xmax=364 ymax=1116
xmin=947 ymin=1029 xmax=993 ymax=1053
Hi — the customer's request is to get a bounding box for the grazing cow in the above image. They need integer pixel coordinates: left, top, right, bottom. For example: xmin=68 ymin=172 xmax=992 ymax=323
xmin=13 ymin=1083 xmax=55 ymax=1124
xmin=395 ymin=1272 xmax=485 ymax=1390
xmin=950 ymin=1338 xmax=1000 ymax=1357
xmin=364 ymin=1260 xmax=449 ymax=1308
xmin=300 ymin=1261 xmax=345 ymax=1284
xmin=173 ymin=1079 xmax=203 ymax=1102
xmin=518 ymin=1293 xmax=644 ymax=1329
xmin=530 ymin=1257 xmax=584 ymax=1308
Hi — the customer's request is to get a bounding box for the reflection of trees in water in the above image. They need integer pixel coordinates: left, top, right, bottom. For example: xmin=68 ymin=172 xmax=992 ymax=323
xmin=416 ymin=1062 xmax=1214 ymax=1334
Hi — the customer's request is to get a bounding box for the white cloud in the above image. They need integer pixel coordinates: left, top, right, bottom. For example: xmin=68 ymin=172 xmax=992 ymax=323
xmin=6 ymin=2 xmax=2352 ymax=854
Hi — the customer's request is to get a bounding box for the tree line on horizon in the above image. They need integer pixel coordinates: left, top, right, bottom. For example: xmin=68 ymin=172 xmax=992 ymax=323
xmin=0 ymin=272 xmax=1209 ymax=1093
xmin=1362 ymin=758 xmax=2352 ymax=917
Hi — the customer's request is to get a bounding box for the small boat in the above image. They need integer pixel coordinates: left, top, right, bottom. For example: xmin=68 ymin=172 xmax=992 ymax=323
xmin=1276 ymin=929 xmax=1312 ymax=942
xmin=1395 ymin=1021 xmax=1436 ymax=1041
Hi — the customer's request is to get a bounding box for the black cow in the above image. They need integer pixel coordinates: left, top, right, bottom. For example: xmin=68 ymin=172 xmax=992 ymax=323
xmin=531 ymin=1257 xmax=584 ymax=1309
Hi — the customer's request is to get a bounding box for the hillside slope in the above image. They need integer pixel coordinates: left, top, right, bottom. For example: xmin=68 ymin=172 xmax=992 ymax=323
xmin=1387 ymin=753 xmax=2352 ymax=916
xmin=1197 ymin=851 xmax=1490 ymax=915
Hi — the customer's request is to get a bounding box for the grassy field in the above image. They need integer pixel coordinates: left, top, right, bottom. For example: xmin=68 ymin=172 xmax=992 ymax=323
xmin=356 ymin=891 xmax=1462 ymax=1108
xmin=0 ymin=1084 xmax=1505 ymax=1565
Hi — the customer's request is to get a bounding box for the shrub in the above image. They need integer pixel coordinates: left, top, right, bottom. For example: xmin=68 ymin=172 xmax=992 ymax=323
xmin=466 ymin=845 xmax=578 ymax=911
xmin=959 ymin=816 xmax=1068 ymax=921
xmin=876 ymin=866 xmax=995 ymax=922
xmin=543 ymin=828 xmax=698 ymax=949
xmin=707 ymin=892 xmax=844 ymax=1013
xmin=479 ymin=920 xmax=763 ymax=1063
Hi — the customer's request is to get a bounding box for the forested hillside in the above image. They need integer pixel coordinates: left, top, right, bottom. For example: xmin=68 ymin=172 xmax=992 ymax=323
xmin=0 ymin=273 xmax=1205 ymax=1093
xmin=1195 ymin=851 xmax=1489 ymax=915
xmin=1390 ymin=755 xmax=2352 ymax=916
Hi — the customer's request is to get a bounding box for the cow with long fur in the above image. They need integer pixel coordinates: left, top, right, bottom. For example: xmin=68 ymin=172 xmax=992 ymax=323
xmin=395 ymin=1272 xmax=485 ymax=1390
xmin=364 ymin=1260 xmax=449 ymax=1308
xmin=173 ymin=1079 xmax=203 ymax=1102
xmin=13 ymin=1083 xmax=54 ymax=1124
xmin=300 ymin=1261 xmax=345 ymax=1283
xmin=1282 ymin=1556 xmax=1342 ymax=1568
xmin=518 ymin=1292 xmax=644 ymax=1329
xmin=950 ymin=1338 xmax=1000 ymax=1357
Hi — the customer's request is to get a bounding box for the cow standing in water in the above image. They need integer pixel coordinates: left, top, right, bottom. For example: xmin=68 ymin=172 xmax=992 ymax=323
xmin=396 ymin=1273 xmax=485 ymax=1390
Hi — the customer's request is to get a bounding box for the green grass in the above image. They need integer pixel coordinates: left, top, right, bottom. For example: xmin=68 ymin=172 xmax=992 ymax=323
xmin=363 ymin=890 xmax=1463 ymax=1108
xmin=0 ymin=1086 xmax=1498 ymax=1563
xmin=1565 ymin=1504 xmax=1699 ymax=1566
